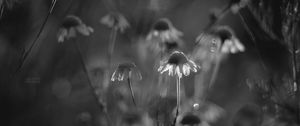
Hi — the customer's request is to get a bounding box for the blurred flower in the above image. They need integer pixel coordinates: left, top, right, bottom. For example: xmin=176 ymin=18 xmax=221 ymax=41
xmin=196 ymin=25 xmax=245 ymax=54
xmin=179 ymin=113 xmax=201 ymax=125
xmin=111 ymin=62 xmax=142 ymax=82
xmin=100 ymin=12 xmax=130 ymax=33
xmin=121 ymin=110 xmax=154 ymax=126
xmin=230 ymin=0 xmax=250 ymax=13
xmin=146 ymin=18 xmax=183 ymax=42
xmin=111 ymin=62 xmax=142 ymax=106
xmin=158 ymin=51 xmax=200 ymax=78
xmin=145 ymin=39 xmax=184 ymax=58
xmin=176 ymin=100 xmax=225 ymax=126
xmin=57 ymin=15 xmax=94 ymax=42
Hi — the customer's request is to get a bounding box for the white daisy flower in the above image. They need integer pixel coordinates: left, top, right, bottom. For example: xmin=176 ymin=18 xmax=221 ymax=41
xmin=195 ymin=25 xmax=245 ymax=55
xmin=147 ymin=18 xmax=183 ymax=42
xmin=158 ymin=51 xmax=200 ymax=78
xmin=57 ymin=15 xmax=94 ymax=42
xmin=111 ymin=62 xmax=142 ymax=82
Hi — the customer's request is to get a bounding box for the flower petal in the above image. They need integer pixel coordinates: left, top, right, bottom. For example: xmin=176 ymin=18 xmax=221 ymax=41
xmin=182 ymin=64 xmax=188 ymax=76
xmin=57 ymin=28 xmax=68 ymax=42
xmin=175 ymin=66 xmax=182 ymax=78
xmin=111 ymin=70 xmax=117 ymax=81
xmin=76 ymin=24 xmax=94 ymax=36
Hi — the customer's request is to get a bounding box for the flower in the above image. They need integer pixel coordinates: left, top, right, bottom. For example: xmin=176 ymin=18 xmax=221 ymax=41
xmin=57 ymin=15 xmax=94 ymax=42
xmin=111 ymin=62 xmax=142 ymax=82
xmin=196 ymin=25 xmax=245 ymax=54
xmin=179 ymin=113 xmax=201 ymax=125
xmin=100 ymin=12 xmax=130 ymax=33
xmin=230 ymin=0 xmax=250 ymax=13
xmin=158 ymin=51 xmax=200 ymax=78
xmin=176 ymin=100 xmax=225 ymax=126
xmin=146 ymin=18 xmax=183 ymax=42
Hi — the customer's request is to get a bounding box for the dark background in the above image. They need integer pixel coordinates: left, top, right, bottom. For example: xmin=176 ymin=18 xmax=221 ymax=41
xmin=0 ymin=0 xmax=295 ymax=126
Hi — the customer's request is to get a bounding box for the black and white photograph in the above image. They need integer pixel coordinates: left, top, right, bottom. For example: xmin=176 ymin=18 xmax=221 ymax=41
xmin=1 ymin=0 xmax=299 ymax=126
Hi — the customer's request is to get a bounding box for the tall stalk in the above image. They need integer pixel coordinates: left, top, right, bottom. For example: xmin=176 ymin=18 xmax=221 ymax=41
xmin=172 ymin=76 xmax=181 ymax=126
xmin=73 ymin=41 xmax=111 ymax=126
xmin=208 ymin=58 xmax=221 ymax=88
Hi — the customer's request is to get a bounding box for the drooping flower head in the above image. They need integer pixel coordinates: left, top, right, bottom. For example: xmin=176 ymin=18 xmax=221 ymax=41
xmin=111 ymin=62 xmax=142 ymax=82
xmin=196 ymin=25 xmax=245 ymax=54
xmin=229 ymin=0 xmax=250 ymax=13
xmin=176 ymin=100 xmax=225 ymax=126
xmin=100 ymin=12 xmax=130 ymax=33
xmin=147 ymin=18 xmax=183 ymax=42
xmin=57 ymin=15 xmax=94 ymax=42
xmin=179 ymin=113 xmax=201 ymax=125
xmin=158 ymin=51 xmax=200 ymax=78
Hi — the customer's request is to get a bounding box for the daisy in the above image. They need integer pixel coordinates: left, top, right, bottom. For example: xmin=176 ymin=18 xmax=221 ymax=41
xmin=158 ymin=51 xmax=199 ymax=79
xmin=176 ymin=100 xmax=224 ymax=126
xmin=157 ymin=51 xmax=200 ymax=125
xmin=57 ymin=15 xmax=94 ymax=42
xmin=111 ymin=62 xmax=142 ymax=82
xmin=100 ymin=12 xmax=130 ymax=33
xmin=147 ymin=18 xmax=183 ymax=42
xmin=201 ymin=25 xmax=245 ymax=54
xmin=111 ymin=62 xmax=142 ymax=106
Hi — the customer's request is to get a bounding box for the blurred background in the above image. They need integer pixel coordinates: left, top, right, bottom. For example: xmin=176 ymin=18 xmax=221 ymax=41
xmin=0 ymin=0 xmax=299 ymax=126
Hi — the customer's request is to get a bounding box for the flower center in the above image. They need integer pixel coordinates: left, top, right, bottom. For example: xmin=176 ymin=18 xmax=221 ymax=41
xmin=180 ymin=113 xmax=201 ymax=125
xmin=118 ymin=62 xmax=136 ymax=71
xmin=153 ymin=20 xmax=170 ymax=31
xmin=167 ymin=51 xmax=188 ymax=65
xmin=62 ymin=17 xmax=81 ymax=28
xmin=165 ymin=41 xmax=178 ymax=51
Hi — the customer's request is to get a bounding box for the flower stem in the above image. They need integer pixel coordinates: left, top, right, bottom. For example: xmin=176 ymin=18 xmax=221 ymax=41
xmin=172 ymin=76 xmax=181 ymax=126
xmin=73 ymin=41 xmax=111 ymax=126
xmin=177 ymin=76 xmax=181 ymax=110
xmin=127 ymin=76 xmax=137 ymax=106
xmin=13 ymin=0 xmax=57 ymax=75
xmin=208 ymin=58 xmax=221 ymax=88
xmin=103 ymin=27 xmax=118 ymax=89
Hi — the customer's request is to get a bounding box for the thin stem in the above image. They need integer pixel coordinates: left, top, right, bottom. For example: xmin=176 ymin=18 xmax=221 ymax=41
xmin=291 ymin=23 xmax=299 ymax=124
xmin=108 ymin=27 xmax=117 ymax=57
xmin=177 ymin=76 xmax=181 ymax=110
xmin=103 ymin=28 xmax=117 ymax=89
xmin=172 ymin=76 xmax=181 ymax=126
xmin=73 ymin=41 xmax=111 ymax=126
xmin=127 ymin=76 xmax=137 ymax=106
xmin=208 ymin=58 xmax=221 ymax=88
xmin=237 ymin=11 xmax=267 ymax=71
xmin=13 ymin=0 xmax=57 ymax=74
